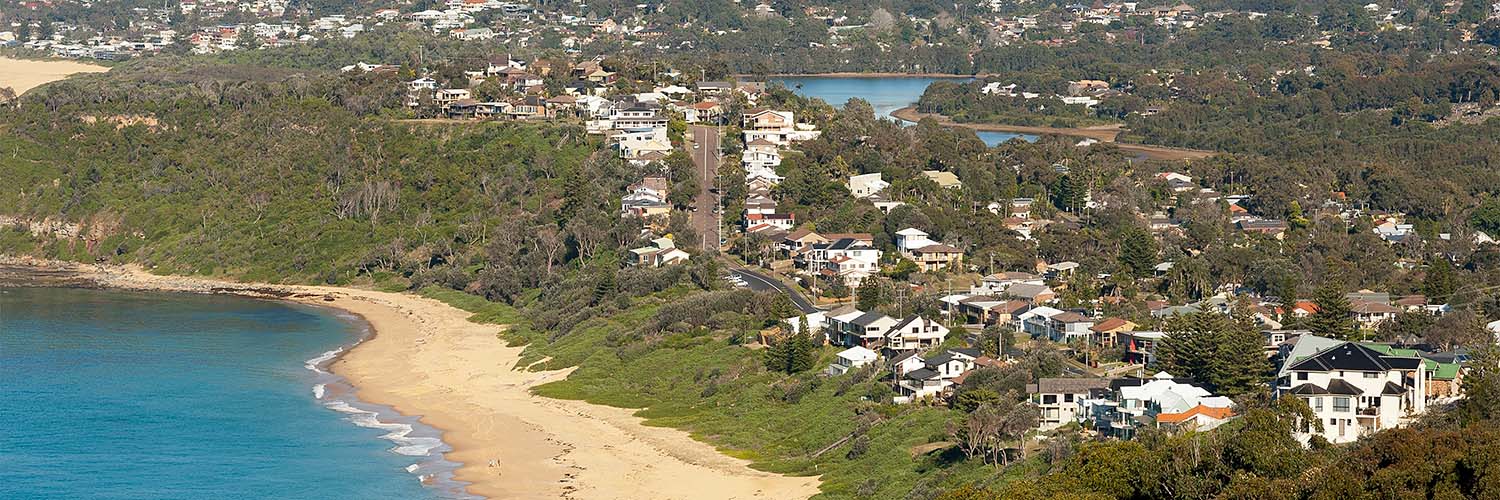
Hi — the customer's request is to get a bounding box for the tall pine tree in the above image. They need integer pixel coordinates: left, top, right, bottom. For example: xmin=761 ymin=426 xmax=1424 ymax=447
xmin=1423 ymin=258 xmax=1458 ymax=303
xmin=1309 ymin=283 xmax=1356 ymax=340
xmin=1157 ymin=313 xmax=1270 ymax=396
xmin=1118 ymin=227 xmax=1157 ymax=278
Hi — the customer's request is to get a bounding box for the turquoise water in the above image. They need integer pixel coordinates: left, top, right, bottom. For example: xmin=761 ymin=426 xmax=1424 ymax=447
xmin=0 ymin=287 xmax=470 ymax=500
xmin=771 ymin=76 xmax=1037 ymax=146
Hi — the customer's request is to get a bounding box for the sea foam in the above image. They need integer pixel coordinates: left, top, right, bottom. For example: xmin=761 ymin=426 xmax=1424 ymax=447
xmin=304 ymin=347 xmax=344 ymax=374
xmin=324 ymin=401 xmax=444 ymax=457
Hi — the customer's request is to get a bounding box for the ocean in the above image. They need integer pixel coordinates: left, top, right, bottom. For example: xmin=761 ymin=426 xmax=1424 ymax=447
xmin=0 ymin=287 xmax=472 ymax=499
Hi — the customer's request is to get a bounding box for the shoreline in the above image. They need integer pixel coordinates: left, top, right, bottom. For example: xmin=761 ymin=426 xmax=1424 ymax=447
xmin=0 ymin=256 xmax=822 ymax=500
xmin=891 ymin=106 xmax=1216 ymax=160
xmin=757 ymin=72 xmax=986 ymax=79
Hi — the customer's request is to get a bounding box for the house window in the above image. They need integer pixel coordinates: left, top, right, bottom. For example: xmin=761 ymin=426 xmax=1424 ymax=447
xmin=1297 ymin=372 xmax=1309 ymax=381
xmin=1042 ymin=395 xmax=1057 ymax=404
xmin=1334 ymin=397 xmax=1351 ymax=412
xmin=1311 ymin=397 xmax=1323 ymax=411
xmin=1363 ymin=372 xmax=1379 ymax=379
xmin=1064 ymin=394 xmax=1075 ymax=403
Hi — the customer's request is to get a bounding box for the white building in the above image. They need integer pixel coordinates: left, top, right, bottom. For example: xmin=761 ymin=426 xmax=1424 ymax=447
xmin=847 ymin=173 xmax=889 ymax=198
xmin=1028 ymin=378 xmax=1111 ymax=431
xmin=884 ymin=316 xmax=950 ymax=352
xmin=1276 ymin=340 xmax=1427 ymax=444
xmin=894 ymin=348 xmax=981 ymax=402
xmin=827 ymin=346 xmax=878 ymax=375
xmin=825 ymin=310 xmax=898 ymax=348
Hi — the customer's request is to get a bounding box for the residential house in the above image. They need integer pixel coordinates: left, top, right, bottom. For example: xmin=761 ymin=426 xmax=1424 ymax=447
xmin=696 ymin=80 xmax=733 ymax=95
xmin=686 ymin=101 xmax=724 ymax=124
xmin=742 ymin=139 xmax=782 ymax=169
xmin=1090 ymin=317 xmax=1137 ymax=348
xmin=1004 ymin=283 xmax=1056 ymax=305
xmin=742 ymin=109 xmax=799 ymax=145
xmin=972 ymin=271 xmax=1044 ymax=295
xmin=908 ymin=243 xmax=964 ymax=272
xmin=956 ymin=296 xmax=1029 ymax=326
xmin=621 ymin=177 xmax=670 ymax=219
xmin=894 ymin=228 xmax=937 ymax=252
xmin=1350 ymin=300 xmax=1400 ymax=329
xmin=895 ymin=348 xmax=981 ymax=402
xmin=847 ymin=173 xmax=890 ymax=198
xmin=867 ymin=193 xmax=905 ymax=213
xmin=802 ymin=238 xmax=880 ymax=274
xmin=1119 ymin=330 xmax=1167 ymax=364
xmin=1106 ymin=373 xmax=1233 ymax=439
xmin=884 ymin=316 xmax=951 ymax=352
xmin=629 ymin=237 xmax=689 ymax=267
xmin=921 ymin=170 xmax=962 ymax=189
xmin=434 ymin=88 xmax=472 ymax=109
xmin=826 ymin=310 xmax=898 ymax=347
xmin=827 ymin=346 xmax=878 ymax=375
xmin=744 ymin=212 xmax=796 ymax=232
xmin=821 ymin=253 xmax=879 ymax=287
xmin=1028 ymin=378 xmax=1110 ymax=430
xmin=1044 ymin=312 xmax=1096 ymax=343
xmin=1018 ymin=306 xmax=1063 ymax=336
xmin=1155 ymin=405 xmax=1236 ymax=432
xmin=1275 ymin=340 xmax=1427 ymax=444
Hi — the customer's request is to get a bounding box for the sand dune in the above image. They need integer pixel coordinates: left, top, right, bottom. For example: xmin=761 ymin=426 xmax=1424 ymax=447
xmin=4 ymin=257 xmax=821 ymax=500
xmin=0 ymin=57 xmax=108 ymax=95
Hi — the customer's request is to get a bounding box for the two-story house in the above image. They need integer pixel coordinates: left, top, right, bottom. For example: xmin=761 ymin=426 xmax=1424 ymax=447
xmin=884 ymin=316 xmax=950 ymax=353
xmin=894 ymin=348 xmax=981 ymax=401
xmin=1027 ymin=378 xmax=1111 ymax=430
xmin=742 ymin=109 xmax=796 ymax=145
xmin=825 ymin=310 xmax=898 ymax=348
xmin=1276 ymin=341 xmax=1426 ymax=444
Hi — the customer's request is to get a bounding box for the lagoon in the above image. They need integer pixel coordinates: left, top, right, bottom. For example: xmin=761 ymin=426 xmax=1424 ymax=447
xmin=770 ymin=75 xmax=1037 ymax=146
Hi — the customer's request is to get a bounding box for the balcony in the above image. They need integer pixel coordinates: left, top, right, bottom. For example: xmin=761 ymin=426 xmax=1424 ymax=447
xmin=1355 ymin=406 xmax=1379 ymax=417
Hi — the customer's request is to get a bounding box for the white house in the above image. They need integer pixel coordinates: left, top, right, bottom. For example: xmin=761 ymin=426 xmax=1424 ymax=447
xmin=884 ymin=316 xmax=950 ymax=352
xmin=1276 ymin=340 xmax=1427 ymax=444
xmin=742 ymin=109 xmax=796 ymax=145
xmin=847 ymin=173 xmax=889 ymax=198
xmin=803 ymin=238 xmax=881 ymax=276
xmin=827 ymin=346 xmax=879 ymax=375
xmin=894 ymin=228 xmax=936 ymax=252
xmin=1018 ymin=306 xmax=1064 ymax=336
xmin=629 ymin=237 xmax=689 ymax=267
xmin=1028 ymin=378 xmax=1110 ymax=430
xmin=894 ymin=348 xmax=981 ymax=402
xmin=825 ymin=310 xmax=899 ymax=347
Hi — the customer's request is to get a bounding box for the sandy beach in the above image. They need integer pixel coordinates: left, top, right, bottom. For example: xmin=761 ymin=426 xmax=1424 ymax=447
xmin=0 ymin=57 xmax=108 ymax=95
xmin=2 ymin=257 xmax=821 ymax=500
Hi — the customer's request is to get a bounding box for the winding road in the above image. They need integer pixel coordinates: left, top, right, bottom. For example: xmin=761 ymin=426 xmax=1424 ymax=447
xmin=730 ymin=267 xmax=819 ymax=314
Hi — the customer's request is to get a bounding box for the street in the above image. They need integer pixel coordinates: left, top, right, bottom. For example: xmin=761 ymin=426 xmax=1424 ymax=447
xmin=687 ymin=124 xmax=722 ymax=252
xmin=730 ymin=267 xmax=820 ymax=314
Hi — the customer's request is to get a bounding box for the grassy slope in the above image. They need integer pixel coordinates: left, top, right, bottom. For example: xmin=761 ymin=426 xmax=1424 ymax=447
xmin=422 ymin=285 xmax=1008 ymax=499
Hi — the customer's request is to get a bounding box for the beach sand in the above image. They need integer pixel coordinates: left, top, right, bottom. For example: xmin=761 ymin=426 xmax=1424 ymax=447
xmin=0 ymin=57 xmax=108 ymax=95
xmin=3 ymin=257 xmax=821 ymax=500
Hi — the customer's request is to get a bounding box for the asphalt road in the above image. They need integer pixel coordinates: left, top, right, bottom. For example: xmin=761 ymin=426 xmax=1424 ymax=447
xmin=731 ymin=267 xmax=819 ymax=314
xmin=688 ymin=125 xmax=722 ymax=252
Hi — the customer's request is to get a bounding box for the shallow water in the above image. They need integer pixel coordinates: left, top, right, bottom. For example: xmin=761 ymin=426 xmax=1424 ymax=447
xmin=771 ymin=75 xmax=1038 ymax=146
xmin=0 ymin=287 xmax=472 ymax=499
